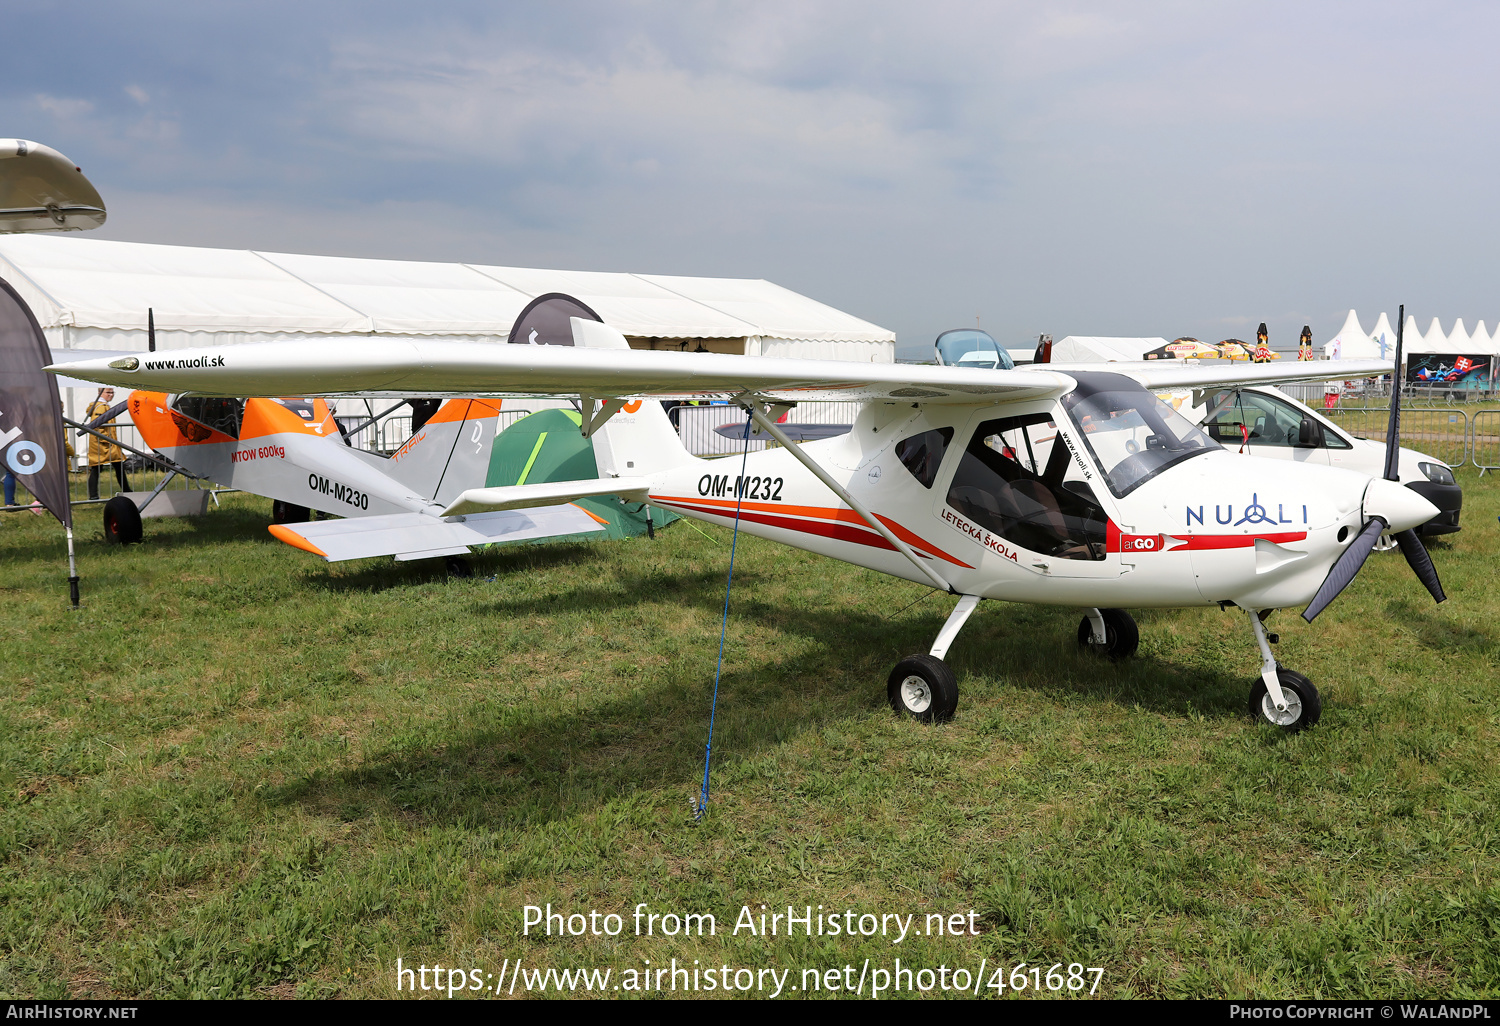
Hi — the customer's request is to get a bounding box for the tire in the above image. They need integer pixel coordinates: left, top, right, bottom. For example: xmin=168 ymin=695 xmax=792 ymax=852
xmin=1076 ymin=608 xmax=1139 ymax=660
xmin=445 ymin=555 xmax=473 ymax=578
xmin=102 ymin=496 xmax=143 ymax=545
xmin=887 ymin=654 xmax=959 ymax=723
xmin=272 ymin=499 xmax=310 ymax=524
xmin=1248 ymin=667 xmax=1321 ymax=732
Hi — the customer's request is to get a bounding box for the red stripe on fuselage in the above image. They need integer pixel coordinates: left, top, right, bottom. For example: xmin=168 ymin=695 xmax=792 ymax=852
xmin=655 ymin=497 xmax=974 ymax=568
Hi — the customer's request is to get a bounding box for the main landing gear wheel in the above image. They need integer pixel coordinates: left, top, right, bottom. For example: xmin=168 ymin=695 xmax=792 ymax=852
xmin=272 ymin=500 xmax=310 ymax=524
xmin=1248 ymin=667 xmax=1321 ymax=732
xmin=1076 ymin=608 xmax=1139 ymax=660
xmin=445 ymin=555 xmax=473 ymax=578
xmin=102 ymin=496 xmax=143 ymax=545
xmin=887 ymin=655 xmax=959 ymax=723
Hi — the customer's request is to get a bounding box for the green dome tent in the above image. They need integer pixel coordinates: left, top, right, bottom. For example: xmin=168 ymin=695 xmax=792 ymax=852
xmin=484 ymin=408 xmax=676 ymax=543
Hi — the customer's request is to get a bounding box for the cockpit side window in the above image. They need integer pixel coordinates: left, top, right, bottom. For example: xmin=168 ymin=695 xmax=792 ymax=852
xmin=169 ymin=395 xmax=243 ymax=440
xmin=895 ymin=427 xmax=953 ymax=488
xmin=945 ymin=413 xmax=1106 ymax=560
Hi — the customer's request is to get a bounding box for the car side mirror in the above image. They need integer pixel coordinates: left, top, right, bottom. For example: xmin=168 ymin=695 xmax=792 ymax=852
xmin=1297 ymin=416 xmax=1323 ymax=447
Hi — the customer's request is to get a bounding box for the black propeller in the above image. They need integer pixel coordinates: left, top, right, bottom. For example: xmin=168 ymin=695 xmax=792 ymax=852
xmin=1302 ymin=305 xmax=1446 ymax=622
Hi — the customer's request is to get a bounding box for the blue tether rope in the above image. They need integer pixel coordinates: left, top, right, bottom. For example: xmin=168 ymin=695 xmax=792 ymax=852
xmin=694 ymin=408 xmax=755 ymax=821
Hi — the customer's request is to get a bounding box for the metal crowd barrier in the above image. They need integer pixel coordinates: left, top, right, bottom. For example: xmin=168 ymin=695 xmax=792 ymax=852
xmin=1322 ymin=405 xmax=1471 ymax=468
xmin=341 ymin=409 xmax=537 ymax=454
xmin=1472 ymin=410 xmax=1500 ymax=474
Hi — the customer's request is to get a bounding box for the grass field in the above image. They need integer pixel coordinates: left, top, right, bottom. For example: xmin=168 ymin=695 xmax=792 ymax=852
xmin=1 ymin=467 xmax=1497 ymax=1000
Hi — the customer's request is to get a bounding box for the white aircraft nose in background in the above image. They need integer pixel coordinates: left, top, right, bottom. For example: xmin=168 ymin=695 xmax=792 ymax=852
xmin=0 ymin=140 xmax=106 ymax=233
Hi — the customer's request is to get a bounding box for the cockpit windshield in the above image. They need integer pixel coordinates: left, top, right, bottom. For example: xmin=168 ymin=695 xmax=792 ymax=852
xmin=1060 ymin=374 xmax=1220 ymax=497
xmin=935 ymin=329 xmax=1014 ymax=371
xmin=269 ymin=398 xmax=318 ymax=421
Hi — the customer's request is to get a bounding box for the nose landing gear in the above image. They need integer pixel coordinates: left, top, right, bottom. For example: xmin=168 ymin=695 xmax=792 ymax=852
xmin=1077 ymin=608 xmax=1139 ymax=660
xmin=1246 ymin=609 xmax=1320 ymax=732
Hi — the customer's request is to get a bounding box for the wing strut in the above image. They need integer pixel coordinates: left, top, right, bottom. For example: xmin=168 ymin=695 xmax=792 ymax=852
xmin=740 ymin=394 xmax=953 ymax=594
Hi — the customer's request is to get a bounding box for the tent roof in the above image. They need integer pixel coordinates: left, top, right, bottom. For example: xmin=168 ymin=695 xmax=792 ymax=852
xmin=1447 ymin=318 xmax=1471 ymax=350
xmin=1051 ymin=336 xmax=1169 ymax=362
xmin=1470 ymin=321 xmax=1495 ymax=355
xmin=0 ymin=234 xmax=894 ymax=344
xmin=1368 ymin=311 xmax=1397 ymax=356
xmin=1321 ymin=309 xmax=1383 ymax=360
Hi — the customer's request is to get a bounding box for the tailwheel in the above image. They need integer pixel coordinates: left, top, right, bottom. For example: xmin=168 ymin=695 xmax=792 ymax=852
xmin=887 ymin=654 xmax=958 ymax=723
xmin=272 ymin=499 xmax=310 ymax=524
xmin=102 ymin=496 xmax=143 ymax=545
xmin=1076 ymin=608 xmax=1139 ymax=660
xmin=1248 ymin=667 xmax=1321 ymax=732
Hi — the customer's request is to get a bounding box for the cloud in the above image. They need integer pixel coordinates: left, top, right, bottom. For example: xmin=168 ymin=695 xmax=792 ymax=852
xmin=10 ymin=2 xmax=1500 ymax=354
xmin=35 ymin=94 xmax=95 ymax=120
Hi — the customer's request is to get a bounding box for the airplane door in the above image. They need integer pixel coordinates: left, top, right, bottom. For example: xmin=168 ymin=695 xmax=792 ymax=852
xmin=930 ymin=406 xmax=1125 ymax=581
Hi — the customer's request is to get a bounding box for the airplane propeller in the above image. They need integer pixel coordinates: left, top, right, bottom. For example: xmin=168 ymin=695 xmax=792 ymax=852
xmin=1302 ymin=305 xmax=1446 ymax=622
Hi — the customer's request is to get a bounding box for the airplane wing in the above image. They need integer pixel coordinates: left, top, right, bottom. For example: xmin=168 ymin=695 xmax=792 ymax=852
xmin=47 ymin=332 xmax=1075 ymax=405
xmin=1045 ymin=357 xmax=1394 ymax=391
xmin=48 ymin=322 xmax=1385 ymax=406
xmin=46 ymin=347 xmax=139 ymax=389
xmin=0 ymin=140 xmax=107 ymax=233
xmin=268 ymin=504 xmax=606 ymax=562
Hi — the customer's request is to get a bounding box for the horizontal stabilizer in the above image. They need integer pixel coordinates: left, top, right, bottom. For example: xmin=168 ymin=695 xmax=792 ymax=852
xmin=268 ymin=504 xmax=605 ymax=562
xmin=441 ymin=477 xmax=652 ymax=517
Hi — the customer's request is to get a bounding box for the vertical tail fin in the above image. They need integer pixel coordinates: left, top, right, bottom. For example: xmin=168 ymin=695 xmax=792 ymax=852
xmin=570 ymin=317 xmax=697 ymax=479
xmin=382 ymin=398 xmax=504 ymax=504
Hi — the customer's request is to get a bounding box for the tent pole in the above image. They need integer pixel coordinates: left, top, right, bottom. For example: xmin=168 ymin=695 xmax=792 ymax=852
xmin=66 ymin=525 xmax=79 ymax=608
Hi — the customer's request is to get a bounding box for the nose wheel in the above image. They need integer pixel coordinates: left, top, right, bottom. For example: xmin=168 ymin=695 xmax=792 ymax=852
xmin=1076 ymin=608 xmax=1139 ymax=660
xmin=1244 ymin=609 xmax=1320 ymax=732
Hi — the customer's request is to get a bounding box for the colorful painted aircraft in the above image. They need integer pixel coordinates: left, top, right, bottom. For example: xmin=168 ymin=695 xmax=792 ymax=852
xmin=54 ymin=300 xmax=1443 ymax=733
xmin=114 ymin=390 xmax=608 ymax=567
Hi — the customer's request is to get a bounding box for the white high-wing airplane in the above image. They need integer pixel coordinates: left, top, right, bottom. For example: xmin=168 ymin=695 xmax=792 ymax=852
xmin=51 ymin=301 xmax=1444 ymax=732
xmin=0 ymin=139 xmax=106 ymax=233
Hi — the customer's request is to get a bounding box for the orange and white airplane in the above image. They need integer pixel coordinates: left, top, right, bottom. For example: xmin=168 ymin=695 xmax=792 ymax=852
xmin=114 ymin=389 xmax=606 ymax=565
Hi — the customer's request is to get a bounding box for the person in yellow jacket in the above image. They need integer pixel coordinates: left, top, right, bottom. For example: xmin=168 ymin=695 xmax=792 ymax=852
xmin=84 ymin=387 xmax=131 ymax=499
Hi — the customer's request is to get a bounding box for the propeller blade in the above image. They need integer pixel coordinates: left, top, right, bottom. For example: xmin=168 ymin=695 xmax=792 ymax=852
xmin=1302 ymin=517 xmax=1387 ymax=623
xmin=1394 ymin=528 xmax=1447 ymax=604
xmin=1383 ymin=304 xmax=1404 ymax=482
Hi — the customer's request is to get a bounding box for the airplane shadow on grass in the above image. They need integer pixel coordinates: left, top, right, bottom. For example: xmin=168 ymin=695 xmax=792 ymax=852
xmin=269 ymin=564 xmax=1267 ymax=833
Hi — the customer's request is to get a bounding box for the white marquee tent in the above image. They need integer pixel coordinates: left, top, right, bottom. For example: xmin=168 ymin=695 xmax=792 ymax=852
xmin=0 ymin=235 xmax=895 ymax=361
xmin=1050 ymin=336 xmax=1169 ymax=362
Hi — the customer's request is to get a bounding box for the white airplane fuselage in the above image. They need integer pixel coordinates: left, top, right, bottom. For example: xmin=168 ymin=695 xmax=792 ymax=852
xmin=643 ymin=398 xmax=1391 ymax=612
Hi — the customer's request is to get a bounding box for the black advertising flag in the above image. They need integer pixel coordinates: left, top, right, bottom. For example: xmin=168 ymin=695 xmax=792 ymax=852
xmin=0 ymin=277 xmax=72 ymax=529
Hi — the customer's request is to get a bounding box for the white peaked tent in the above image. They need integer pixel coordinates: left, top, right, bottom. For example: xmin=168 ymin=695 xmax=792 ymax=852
xmin=1470 ymin=321 xmax=1496 ymax=356
xmin=1368 ymin=311 xmax=1398 ymax=359
xmin=1403 ymin=314 xmax=1429 ymax=353
xmin=1446 ymin=318 xmax=1471 ymax=351
xmin=1415 ymin=317 xmax=1448 ymax=353
xmin=1322 ymin=309 xmax=1377 ymax=359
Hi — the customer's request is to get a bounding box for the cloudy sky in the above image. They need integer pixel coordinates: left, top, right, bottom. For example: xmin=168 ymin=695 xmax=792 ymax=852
xmin=7 ymin=1 xmax=1499 ymax=357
